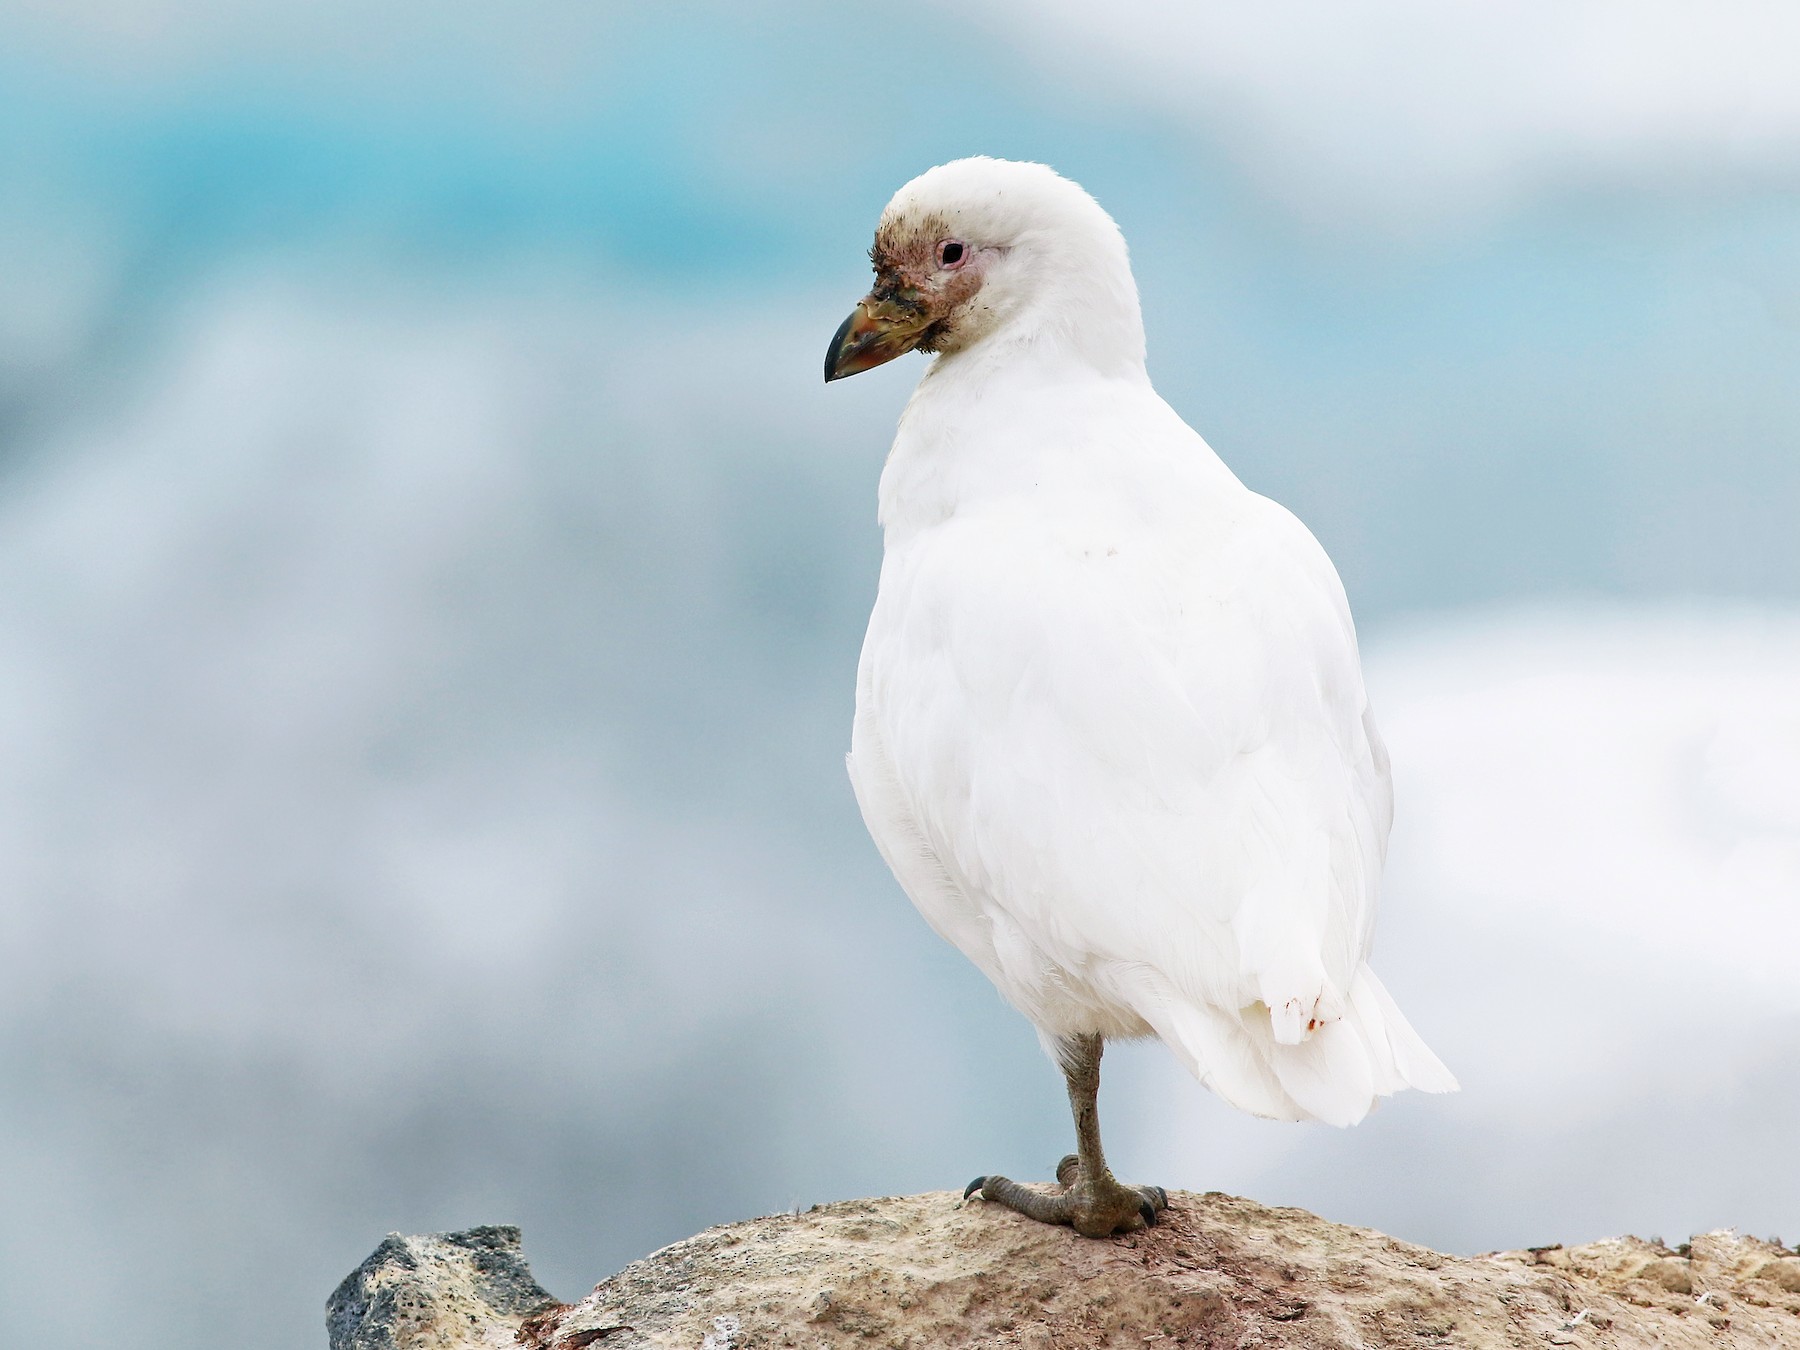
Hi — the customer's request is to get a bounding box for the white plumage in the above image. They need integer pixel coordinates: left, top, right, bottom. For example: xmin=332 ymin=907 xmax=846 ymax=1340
xmin=838 ymin=158 xmax=1455 ymax=1135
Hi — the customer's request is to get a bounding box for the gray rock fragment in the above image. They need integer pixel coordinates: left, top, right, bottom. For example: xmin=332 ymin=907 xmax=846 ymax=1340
xmin=327 ymin=1224 xmax=560 ymax=1350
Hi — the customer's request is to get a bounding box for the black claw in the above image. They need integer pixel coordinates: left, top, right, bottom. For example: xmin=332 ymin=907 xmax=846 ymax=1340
xmin=963 ymin=1177 xmax=987 ymax=1200
xmin=1139 ymin=1198 xmax=1160 ymax=1228
xmin=1152 ymin=1186 xmax=1169 ymax=1209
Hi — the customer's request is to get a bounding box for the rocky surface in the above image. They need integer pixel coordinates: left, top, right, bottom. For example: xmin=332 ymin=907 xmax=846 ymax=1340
xmin=328 ymin=1225 xmax=561 ymax=1350
xmin=334 ymin=1194 xmax=1800 ymax=1348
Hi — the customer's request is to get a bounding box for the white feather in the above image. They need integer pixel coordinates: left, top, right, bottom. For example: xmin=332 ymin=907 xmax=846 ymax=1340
xmin=847 ymin=158 xmax=1455 ymax=1126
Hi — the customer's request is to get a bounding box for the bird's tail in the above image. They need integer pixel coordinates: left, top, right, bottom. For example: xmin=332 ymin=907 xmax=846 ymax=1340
xmin=1141 ymin=966 xmax=1457 ymax=1127
xmin=1344 ymin=965 xmax=1460 ymax=1098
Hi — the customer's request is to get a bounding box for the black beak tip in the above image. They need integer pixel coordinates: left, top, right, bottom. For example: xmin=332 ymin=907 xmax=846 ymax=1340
xmin=824 ymin=310 xmax=859 ymax=384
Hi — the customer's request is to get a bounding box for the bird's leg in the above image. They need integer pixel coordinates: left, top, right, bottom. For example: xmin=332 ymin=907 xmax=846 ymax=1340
xmin=963 ymin=1033 xmax=1170 ymax=1238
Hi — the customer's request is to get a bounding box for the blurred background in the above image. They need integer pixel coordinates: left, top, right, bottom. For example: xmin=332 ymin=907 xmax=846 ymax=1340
xmin=0 ymin=2 xmax=1796 ymax=1345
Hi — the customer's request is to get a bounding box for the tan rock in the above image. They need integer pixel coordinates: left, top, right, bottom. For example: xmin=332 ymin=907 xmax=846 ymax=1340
xmin=1754 ymin=1259 xmax=1800 ymax=1294
xmin=338 ymin=1196 xmax=1800 ymax=1349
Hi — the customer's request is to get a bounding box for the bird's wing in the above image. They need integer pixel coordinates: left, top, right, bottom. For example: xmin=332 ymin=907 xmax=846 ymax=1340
xmin=861 ymin=478 xmax=1390 ymax=1044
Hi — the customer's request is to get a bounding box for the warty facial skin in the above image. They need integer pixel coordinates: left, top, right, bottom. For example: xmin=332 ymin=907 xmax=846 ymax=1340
xmin=828 ymin=157 xmax=1456 ymax=1238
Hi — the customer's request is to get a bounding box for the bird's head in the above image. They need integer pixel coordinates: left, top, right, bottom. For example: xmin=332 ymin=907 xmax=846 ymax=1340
xmin=824 ymin=157 xmax=1145 ymax=383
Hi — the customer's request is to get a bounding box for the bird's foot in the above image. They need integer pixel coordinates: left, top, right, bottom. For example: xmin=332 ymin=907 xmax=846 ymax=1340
xmin=963 ymin=1154 xmax=1169 ymax=1238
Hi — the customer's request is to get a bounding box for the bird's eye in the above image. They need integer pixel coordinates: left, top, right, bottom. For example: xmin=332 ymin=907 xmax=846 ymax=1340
xmin=937 ymin=239 xmax=967 ymax=270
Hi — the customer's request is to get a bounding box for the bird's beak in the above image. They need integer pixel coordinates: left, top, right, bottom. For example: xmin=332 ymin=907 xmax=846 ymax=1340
xmin=824 ymin=292 xmax=932 ymax=383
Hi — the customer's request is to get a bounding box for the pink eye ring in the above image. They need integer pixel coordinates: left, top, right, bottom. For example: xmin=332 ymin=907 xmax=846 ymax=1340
xmin=936 ymin=238 xmax=968 ymax=270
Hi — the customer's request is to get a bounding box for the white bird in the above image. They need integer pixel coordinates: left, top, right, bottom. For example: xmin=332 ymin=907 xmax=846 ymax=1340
xmin=827 ymin=157 xmax=1456 ymax=1238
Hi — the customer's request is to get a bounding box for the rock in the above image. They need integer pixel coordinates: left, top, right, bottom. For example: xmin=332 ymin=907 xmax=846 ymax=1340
xmin=327 ymin=1224 xmax=560 ymax=1350
xmin=1754 ymin=1258 xmax=1800 ymax=1294
xmin=335 ymin=1197 xmax=1800 ymax=1349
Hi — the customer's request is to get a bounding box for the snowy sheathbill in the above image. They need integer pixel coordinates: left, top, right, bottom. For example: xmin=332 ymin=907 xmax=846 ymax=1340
xmin=826 ymin=158 xmax=1456 ymax=1239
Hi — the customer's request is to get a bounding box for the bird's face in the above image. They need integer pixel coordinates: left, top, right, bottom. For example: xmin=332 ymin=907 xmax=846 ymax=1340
xmin=825 ymin=157 xmax=1142 ymax=383
xmin=823 ymin=215 xmax=1002 ymax=383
